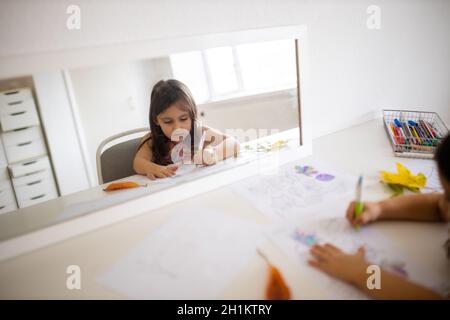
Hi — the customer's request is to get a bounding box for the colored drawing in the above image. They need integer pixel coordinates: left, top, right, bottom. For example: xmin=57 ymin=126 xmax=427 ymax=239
xmin=315 ymin=174 xmax=335 ymax=182
xmin=292 ymin=230 xmax=319 ymax=247
xmin=295 ymin=165 xmax=318 ymax=176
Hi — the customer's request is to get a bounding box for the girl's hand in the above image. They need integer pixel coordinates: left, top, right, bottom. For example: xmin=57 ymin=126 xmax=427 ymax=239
xmin=145 ymin=163 xmax=178 ymax=180
xmin=193 ymin=147 xmax=218 ymax=166
xmin=346 ymin=201 xmax=383 ymax=227
xmin=309 ymin=243 xmax=369 ymax=285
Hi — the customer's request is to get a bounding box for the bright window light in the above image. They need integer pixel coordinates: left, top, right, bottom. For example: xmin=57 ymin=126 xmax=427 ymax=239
xmin=170 ymin=51 xmax=209 ymax=103
xmin=204 ymin=46 xmax=239 ymax=96
xmin=236 ymin=39 xmax=297 ymax=94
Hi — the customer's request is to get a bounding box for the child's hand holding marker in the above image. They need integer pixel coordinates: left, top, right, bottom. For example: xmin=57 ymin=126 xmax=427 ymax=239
xmin=348 ymin=175 xmax=385 ymax=227
xmin=346 ymin=201 xmax=383 ymax=227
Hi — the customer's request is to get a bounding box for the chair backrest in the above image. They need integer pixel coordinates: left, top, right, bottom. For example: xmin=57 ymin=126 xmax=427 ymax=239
xmin=96 ymin=128 xmax=149 ymax=184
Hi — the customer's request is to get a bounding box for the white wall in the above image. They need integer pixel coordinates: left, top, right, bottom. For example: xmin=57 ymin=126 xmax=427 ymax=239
xmin=0 ymin=0 xmax=449 ymax=137
xmin=199 ymin=91 xmax=298 ymax=139
xmin=68 ymin=59 xmax=158 ymax=183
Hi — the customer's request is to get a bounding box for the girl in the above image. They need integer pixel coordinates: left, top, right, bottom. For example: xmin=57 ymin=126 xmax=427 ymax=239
xmin=133 ymin=79 xmax=240 ymax=180
xmin=309 ymin=132 xmax=450 ymax=299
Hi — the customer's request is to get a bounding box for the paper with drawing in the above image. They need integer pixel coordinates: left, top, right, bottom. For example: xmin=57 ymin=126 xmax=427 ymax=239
xmin=268 ymin=215 xmax=450 ymax=298
xmin=229 ymin=161 xmax=356 ymax=220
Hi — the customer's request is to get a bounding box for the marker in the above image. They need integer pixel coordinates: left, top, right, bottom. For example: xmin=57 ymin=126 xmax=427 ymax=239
xmin=354 ymin=175 xmax=364 ymax=230
xmin=390 ymin=124 xmax=399 ymax=144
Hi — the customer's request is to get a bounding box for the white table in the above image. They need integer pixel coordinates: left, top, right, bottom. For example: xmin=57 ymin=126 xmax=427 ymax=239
xmin=0 ymin=119 xmax=448 ymax=299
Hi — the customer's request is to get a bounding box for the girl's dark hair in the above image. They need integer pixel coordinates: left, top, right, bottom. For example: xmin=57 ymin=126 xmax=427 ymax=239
xmin=435 ymin=133 xmax=450 ymax=258
xmin=149 ymin=79 xmax=198 ymax=165
xmin=435 ymin=132 xmax=450 ymax=182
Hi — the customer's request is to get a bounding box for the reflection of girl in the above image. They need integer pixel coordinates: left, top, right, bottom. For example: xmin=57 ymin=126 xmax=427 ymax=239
xmin=309 ymin=133 xmax=450 ymax=299
xmin=133 ymin=79 xmax=240 ymax=180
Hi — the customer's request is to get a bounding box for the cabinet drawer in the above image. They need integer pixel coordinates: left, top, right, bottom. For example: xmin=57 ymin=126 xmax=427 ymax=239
xmin=2 ymin=126 xmax=43 ymax=146
xmin=15 ymin=178 xmax=56 ymax=203
xmin=0 ymin=88 xmax=32 ymax=106
xmin=0 ymin=187 xmax=15 ymax=206
xmin=0 ymin=98 xmax=36 ymax=116
xmin=0 ymin=203 xmax=18 ymax=215
xmin=12 ymin=169 xmax=53 ymax=188
xmin=0 ymin=99 xmax=40 ymax=131
xmin=8 ymin=156 xmax=51 ymax=178
xmin=13 ymin=170 xmax=57 ymax=208
xmin=17 ymin=192 xmax=56 ymax=208
xmin=2 ymin=135 xmax=47 ymax=163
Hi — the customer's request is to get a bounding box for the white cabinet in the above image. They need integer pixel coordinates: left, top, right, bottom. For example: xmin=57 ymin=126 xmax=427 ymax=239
xmin=0 ymin=87 xmax=59 ymax=213
xmin=2 ymin=126 xmax=47 ymax=163
xmin=12 ymin=169 xmax=58 ymax=208
xmin=0 ymin=98 xmax=40 ymax=131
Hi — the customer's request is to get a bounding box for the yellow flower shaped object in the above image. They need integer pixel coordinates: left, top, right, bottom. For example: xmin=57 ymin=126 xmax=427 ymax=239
xmin=380 ymin=163 xmax=427 ymax=192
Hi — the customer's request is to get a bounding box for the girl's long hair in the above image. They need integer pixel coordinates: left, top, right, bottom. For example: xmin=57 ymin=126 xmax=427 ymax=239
xmin=149 ymin=79 xmax=198 ymax=165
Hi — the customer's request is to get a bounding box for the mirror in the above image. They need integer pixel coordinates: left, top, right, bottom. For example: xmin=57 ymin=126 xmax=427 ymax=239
xmin=69 ymin=38 xmax=301 ymax=184
xmin=0 ymin=27 xmax=309 ymax=248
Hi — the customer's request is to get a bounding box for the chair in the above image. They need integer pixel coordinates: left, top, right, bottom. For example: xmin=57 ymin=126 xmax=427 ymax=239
xmin=96 ymin=128 xmax=149 ymax=184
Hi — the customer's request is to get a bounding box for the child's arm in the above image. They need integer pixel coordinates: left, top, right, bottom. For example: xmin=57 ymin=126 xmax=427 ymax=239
xmin=194 ymin=126 xmax=240 ymax=165
xmin=309 ymin=244 xmax=444 ymax=300
xmin=346 ymin=193 xmax=450 ymax=226
xmin=133 ymin=141 xmax=177 ymax=180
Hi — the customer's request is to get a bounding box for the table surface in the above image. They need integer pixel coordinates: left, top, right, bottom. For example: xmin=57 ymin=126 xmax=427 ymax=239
xmin=0 ymin=119 xmax=448 ymax=299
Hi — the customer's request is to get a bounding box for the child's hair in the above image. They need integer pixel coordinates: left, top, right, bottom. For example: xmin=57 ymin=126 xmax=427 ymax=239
xmin=435 ymin=132 xmax=450 ymax=258
xmin=435 ymin=132 xmax=450 ymax=184
xmin=148 ymin=79 xmax=198 ymax=165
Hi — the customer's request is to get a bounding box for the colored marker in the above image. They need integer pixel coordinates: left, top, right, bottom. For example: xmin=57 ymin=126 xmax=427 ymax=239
xmin=354 ymin=175 xmax=364 ymax=230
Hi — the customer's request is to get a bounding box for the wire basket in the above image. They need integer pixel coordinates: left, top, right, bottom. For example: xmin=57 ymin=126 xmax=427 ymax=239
xmin=383 ymin=109 xmax=449 ymax=159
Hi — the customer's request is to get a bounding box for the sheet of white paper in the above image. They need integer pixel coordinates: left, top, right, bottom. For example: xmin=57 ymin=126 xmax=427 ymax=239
xmin=268 ymin=215 xmax=409 ymax=299
xmin=97 ymin=210 xmax=266 ymax=299
xmin=229 ymin=160 xmax=356 ymax=220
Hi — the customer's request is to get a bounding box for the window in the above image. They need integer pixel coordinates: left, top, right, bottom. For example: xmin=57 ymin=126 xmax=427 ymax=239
xmin=169 ymin=39 xmax=296 ymax=104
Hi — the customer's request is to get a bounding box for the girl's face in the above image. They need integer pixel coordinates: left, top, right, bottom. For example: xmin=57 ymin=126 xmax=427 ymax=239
xmin=155 ymin=102 xmax=192 ymax=141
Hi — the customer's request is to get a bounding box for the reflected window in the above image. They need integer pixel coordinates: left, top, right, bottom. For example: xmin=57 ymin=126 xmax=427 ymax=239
xmin=169 ymin=39 xmax=296 ymax=104
xmin=236 ymin=39 xmax=297 ymax=94
xmin=169 ymin=51 xmax=210 ymax=103
xmin=204 ymin=46 xmax=239 ymax=96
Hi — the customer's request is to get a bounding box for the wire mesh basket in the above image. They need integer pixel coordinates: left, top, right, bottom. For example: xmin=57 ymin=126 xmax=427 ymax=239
xmin=383 ymin=109 xmax=449 ymax=159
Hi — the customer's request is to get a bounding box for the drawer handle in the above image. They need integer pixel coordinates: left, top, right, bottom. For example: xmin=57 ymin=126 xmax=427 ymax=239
xmin=8 ymin=101 xmax=23 ymax=106
xmin=22 ymin=161 xmax=37 ymax=166
xmin=10 ymin=111 xmax=26 ymax=116
xmin=27 ymin=180 xmax=42 ymax=186
xmin=17 ymin=141 xmax=32 ymax=147
xmin=0 ymin=205 xmax=5 ymax=210
xmin=4 ymin=90 xmax=19 ymax=95
xmin=31 ymin=194 xmax=46 ymax=200
xmin=13 ymin=127 xmax=29 ymax=132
